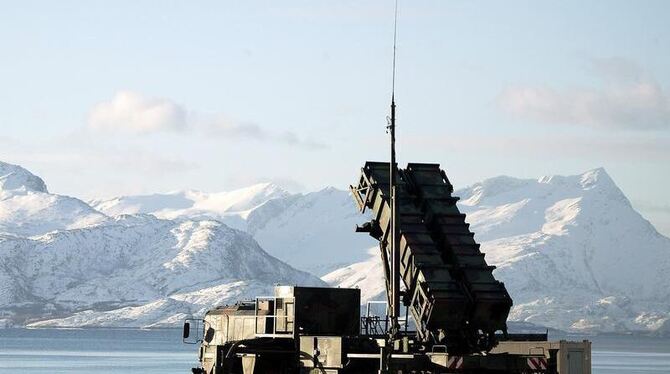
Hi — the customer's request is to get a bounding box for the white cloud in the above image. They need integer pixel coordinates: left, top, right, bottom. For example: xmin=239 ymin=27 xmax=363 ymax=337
xmin=88 ymin=91 xmax=187 ymax=134
xmin=203 ymin=115 xmax=267 ymax=139
xmin=404 ymin=133 xmax=670 ymax=161
xmin=87 ymin=91 xmax=327 ymax=149
xmin=202 ymin=115 xmax=328 ymax=150
xmin=499 ymin=58 xmax=670 ymax=131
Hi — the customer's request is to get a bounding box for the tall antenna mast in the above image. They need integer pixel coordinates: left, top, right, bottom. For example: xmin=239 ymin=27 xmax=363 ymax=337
xmin=388 ymin=0 xmax=400 ymax=341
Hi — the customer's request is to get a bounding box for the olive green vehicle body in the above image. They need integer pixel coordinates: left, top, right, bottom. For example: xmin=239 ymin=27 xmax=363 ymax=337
xmin=187 ymin=285 xmax=590 ymax=374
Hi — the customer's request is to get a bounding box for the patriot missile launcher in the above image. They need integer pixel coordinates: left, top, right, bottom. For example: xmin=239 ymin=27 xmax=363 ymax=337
xmin=183 ymin=163 xmax=591 ymax=374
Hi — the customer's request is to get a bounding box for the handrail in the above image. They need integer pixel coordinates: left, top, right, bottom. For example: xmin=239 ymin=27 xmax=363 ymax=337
xmin=362 ymin=300 xmax=414 ymax=336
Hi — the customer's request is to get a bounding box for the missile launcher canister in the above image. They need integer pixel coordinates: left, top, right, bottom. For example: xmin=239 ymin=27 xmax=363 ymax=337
xmin=351 ymin=162 xmax=513 ymax=352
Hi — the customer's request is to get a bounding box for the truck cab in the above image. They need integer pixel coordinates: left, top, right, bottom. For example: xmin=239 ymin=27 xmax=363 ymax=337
xmin=184 ymin=286 xmax=364 ymax=374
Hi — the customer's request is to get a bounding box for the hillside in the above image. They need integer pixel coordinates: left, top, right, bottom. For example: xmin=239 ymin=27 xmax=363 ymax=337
xmin=93 ymin=185 xmax=373 ymax=274
xmin=0 ymin=163 xmax=323 ymax=328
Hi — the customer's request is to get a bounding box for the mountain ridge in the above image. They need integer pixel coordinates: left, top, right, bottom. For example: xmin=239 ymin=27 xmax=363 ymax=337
xmin=0 ymin=161 xmax=48 ymax=195
xmin=2 ymin=162 xmax=668 ymax=334
xmin=0 ymin=164 xmax=324 ymax=328
xmin=92 ymin=184 xmax=373 ymax=274
xmin=0 ymin=161 xmax=109 ymax=238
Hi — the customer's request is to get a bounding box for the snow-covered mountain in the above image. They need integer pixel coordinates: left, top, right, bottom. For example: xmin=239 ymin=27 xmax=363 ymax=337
xmin=3 ymin=160 xmax=669 ymax=335
xmin=246 ymin=187 xmax=373 ymax=274
xmin=0 ymin=162 xmax=108 ymax=237
xmin=90 ymin=183 xmax=291 ymax=230
xmin=322 ymin=247 xmax=385 ymax=303
xmin=0 ymin=163 xmax=323 ymax=328
xmin=7 ymin=216 xmax=321 ymax=328
xmin=324 ymin=168 xmax=670 ymax=335
xmin=93 ymin=185 xmax=373 ymax=274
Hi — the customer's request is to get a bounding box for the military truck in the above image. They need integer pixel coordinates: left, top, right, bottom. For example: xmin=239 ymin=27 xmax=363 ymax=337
xmin=183 ymin=161 xmax=592 ymax=373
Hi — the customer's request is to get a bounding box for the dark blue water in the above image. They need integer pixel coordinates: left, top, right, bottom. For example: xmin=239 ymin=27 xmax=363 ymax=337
xmin=0 ymin=329 xmax=668 ymax=373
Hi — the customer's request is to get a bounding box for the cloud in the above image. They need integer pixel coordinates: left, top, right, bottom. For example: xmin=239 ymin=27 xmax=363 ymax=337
xmin=203 ymin=116 xmax=267 ymax=140
xmin=88 ymin=91 xmax=187 ymax=134
xmin=275 ymin=131 xmax=328 ymax=150
xmin=88 ymin=91 xmax=327 ymax=149
xmin=499 ymin=58 xmax=670 ymax=131
xmin=404 ymin=133 xmax=670 ymax=162
xmin=203 ymin=115 xmax=328 ymax=150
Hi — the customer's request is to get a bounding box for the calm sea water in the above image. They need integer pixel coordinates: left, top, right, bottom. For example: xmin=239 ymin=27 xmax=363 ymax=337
xmin=0 ymin=329 xmax=668 ymax=373
xmin=0 ymin=329 xmax=195 ymax=373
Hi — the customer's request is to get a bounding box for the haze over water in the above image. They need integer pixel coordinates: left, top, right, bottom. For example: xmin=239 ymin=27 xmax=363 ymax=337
xmin=0 ymin=329 xmax=668 ymax=373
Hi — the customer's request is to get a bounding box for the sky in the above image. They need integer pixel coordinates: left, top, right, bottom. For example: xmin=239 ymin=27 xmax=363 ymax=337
xmin=1 ymin=1 xmax=669 ymax=235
